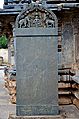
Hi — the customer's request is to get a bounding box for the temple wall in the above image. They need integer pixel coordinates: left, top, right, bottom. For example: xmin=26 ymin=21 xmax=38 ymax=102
xmin=58 ymin=11 xmax=79 ymax=69
xmin=0 ymin=49 xmax=8 ymax=63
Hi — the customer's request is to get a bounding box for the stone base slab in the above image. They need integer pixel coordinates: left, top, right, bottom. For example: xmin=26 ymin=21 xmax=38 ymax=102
xmin=8 ymin=114 xmax=63 ymax=119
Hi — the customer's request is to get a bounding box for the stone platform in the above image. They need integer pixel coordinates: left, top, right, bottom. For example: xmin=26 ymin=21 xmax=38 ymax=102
xmin=8 ymin=105 xmax=79 ymax=119
xmin=8 ymin=115 xmax=63 ymax=119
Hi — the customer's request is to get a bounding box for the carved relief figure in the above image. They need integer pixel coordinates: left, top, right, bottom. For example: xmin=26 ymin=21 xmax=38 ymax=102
xmin=46 ymin=19 xmax=55 ymax=28
xmin=17 ymin=5 xmax=56 ymax=28
xmin=19 ymin=17 xmax=30 ymax=28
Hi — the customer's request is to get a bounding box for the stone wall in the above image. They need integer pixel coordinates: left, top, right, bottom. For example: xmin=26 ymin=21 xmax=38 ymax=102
xmin=0 ymin=49 xmax=8 ymax=63
xmin=58 ymin=10 xmax=79 ymax=69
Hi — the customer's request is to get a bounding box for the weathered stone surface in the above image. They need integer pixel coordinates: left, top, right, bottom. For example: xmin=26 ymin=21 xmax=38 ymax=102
xmin=15 ymin=5 xmax=58 ymax=116
xmin=8 ymin=115 xmax=63 ymax=119
xmin=16 ymin=28 xmax=58 ymax=116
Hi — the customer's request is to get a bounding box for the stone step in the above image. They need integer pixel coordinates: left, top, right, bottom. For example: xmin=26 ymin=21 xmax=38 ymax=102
xmin=58 ymin=82 xmax=71 ymax=88
xmin=10 ymin=94 xmax=16 ymax=104
xmin=9 ymin=87 xmax=16 ymax=95
xmin=58 ymin=91 xmax=71 ymax=95
xmin=8 ymin=115 xmax=63 ymax=119
xmin=73 ymin=98 xmax=79 ymax=109
xmin=72 ymin=91 xmax=79 ymax=99
xmin=59 ymin=96 xmax=72 ymax=105
xmin=72 ymin=83 xmax=79 ymax=89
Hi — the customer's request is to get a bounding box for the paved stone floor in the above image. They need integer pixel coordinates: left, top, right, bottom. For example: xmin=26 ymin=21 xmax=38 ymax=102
xmin=60 ymin=105 xmax=79 ymax=118
xmin=0 ymin=66 xmax=16 ymax=119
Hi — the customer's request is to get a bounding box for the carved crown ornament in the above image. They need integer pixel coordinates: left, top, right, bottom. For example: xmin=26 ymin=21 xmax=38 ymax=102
xmin=16 ymin=4 xmax=57 ymax=28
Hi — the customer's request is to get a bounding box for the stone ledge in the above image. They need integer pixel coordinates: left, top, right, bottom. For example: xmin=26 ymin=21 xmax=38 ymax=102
xmin=8 ymin=114 xmax=63 ymax=119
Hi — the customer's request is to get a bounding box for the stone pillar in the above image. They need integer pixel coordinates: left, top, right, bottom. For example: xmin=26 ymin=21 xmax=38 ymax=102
xmin=10 ymin=22 xmax=16 ymax=66
xmin=8 ymin=41 xmax=11 ymax=64
xmin=72 ymin=14 xmax=79 ymax=68
xmin=0 ymin=22 xmax=2 ymax=37
xmin=62 ymin=23 xmax=74 ymax=67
